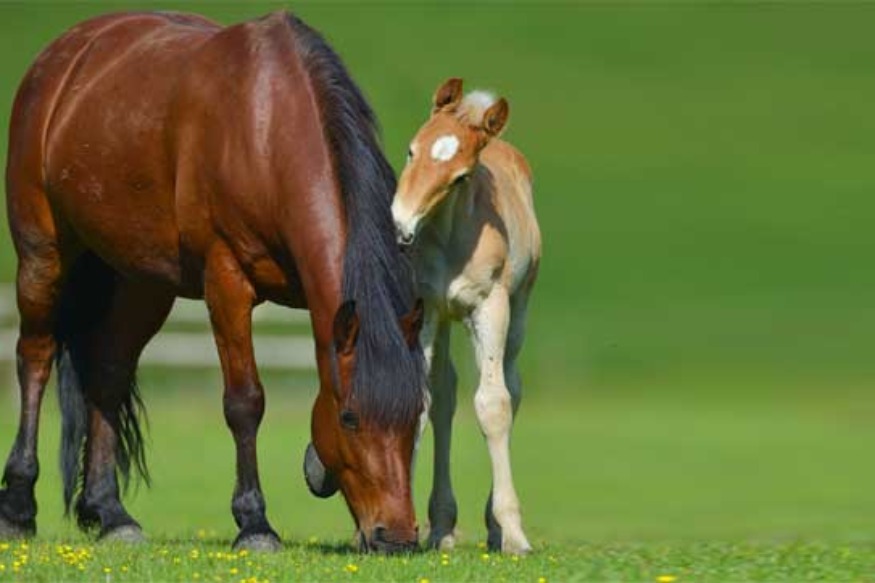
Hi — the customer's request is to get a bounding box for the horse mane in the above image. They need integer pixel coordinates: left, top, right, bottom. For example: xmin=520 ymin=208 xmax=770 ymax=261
xmin=286 ymin=14 xmax=426 ymax=427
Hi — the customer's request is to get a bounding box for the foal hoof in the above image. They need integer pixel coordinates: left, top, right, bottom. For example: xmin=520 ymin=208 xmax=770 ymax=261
xmin=426 ymin=530 xmax=456 ymax=551
xmin=101 ymin=525 xmax=147 ymax=544
xmin=233 ymin=532 xmax=282 ymax=553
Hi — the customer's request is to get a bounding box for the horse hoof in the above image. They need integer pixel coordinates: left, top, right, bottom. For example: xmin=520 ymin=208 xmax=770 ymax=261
xmin=233 ymin=533 xmax=282 ymax=553
xmin=101 ymin=525 xmax=146 ymax=544
xmin=0 ymin=514 xmax=33 ymax=540
xmin=427 ymin=531 xmax=456 ymax=551
xmin=501 ymin=534 xmax=532 ymax=556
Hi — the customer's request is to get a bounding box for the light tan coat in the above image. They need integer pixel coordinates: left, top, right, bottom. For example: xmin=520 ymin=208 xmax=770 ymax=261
xmin=392 ymin=79 xmax=541 ymax=554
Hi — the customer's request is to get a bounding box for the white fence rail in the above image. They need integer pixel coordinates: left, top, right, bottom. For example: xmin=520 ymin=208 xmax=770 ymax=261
xmin=0 ymin=284 xmax=316 ymax=370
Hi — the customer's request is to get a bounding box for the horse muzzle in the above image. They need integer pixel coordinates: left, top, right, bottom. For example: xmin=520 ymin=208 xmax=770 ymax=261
xmin=358 ymin=525 xmax=420 ymax=554
xmin=303 ymin=442 xmax=339 ymax=498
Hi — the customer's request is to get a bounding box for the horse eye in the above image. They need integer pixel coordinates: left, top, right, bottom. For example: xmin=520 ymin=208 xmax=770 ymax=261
xmin=340 ymin=409 xmax=359 ymax=430
xmin=406 ymin=149 xmax=413 ymax=163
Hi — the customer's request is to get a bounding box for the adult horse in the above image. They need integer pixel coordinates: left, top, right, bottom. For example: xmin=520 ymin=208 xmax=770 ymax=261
xmin=0 ymin=11 xmax=425 ymax=552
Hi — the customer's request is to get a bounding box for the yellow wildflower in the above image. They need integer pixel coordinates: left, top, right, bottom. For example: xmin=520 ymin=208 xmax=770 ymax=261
xmin=538 ymin=578 xmax=547 ymax=583
xmin=104 ymin=566 xmax=112 ymax=574
xmin=238 ymin=549 xmax=249 ymax=558
xmin=481 ymin=553 xmax=491 ymax=561
xmin=345 ymin=563 xmax=359 ymax=573
xmin=656 ymin=577 xmax=677 ymax=583
xmin=419 ymin=579 xmax=430 ymax=583
xmin=230 ymin=567 xmax=239 ymax=575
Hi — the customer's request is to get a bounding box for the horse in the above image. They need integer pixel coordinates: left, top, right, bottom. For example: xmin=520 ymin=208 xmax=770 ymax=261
xmin=391 ymin=78 xmax=541 ymax=555
xmin=0 ymin=10 xmax=426 ymax=553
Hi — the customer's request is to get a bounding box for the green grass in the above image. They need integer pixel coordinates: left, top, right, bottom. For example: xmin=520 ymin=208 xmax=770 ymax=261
xmin=2 ymin=2 xmax=875 ymax=581
xmin=4 ymin=539 xmax=875 ymax=582
xmin=1 ymin=378 xmax=874 ymax=580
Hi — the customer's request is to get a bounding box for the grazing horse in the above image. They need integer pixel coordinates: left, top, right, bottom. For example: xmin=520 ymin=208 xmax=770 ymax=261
xmin=0 ymin=11 xmax=426 ymax=552
xmin=392 ymin=79 xmax=541 ymax=554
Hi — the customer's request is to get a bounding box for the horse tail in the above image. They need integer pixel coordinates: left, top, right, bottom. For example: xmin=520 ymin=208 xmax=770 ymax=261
xmin=55 ymin=253 xmax=149 ymax=513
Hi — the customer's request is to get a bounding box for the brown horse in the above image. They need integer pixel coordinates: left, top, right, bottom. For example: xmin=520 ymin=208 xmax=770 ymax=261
xmin=0 ymin=11 xmax=425 ymax=552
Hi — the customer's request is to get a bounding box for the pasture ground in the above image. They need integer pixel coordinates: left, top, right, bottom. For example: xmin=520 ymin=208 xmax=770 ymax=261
xmin=0 ymin=377 xmax=873 ymax=581
xmin=1 ymin=2 xmax=875 ymax=581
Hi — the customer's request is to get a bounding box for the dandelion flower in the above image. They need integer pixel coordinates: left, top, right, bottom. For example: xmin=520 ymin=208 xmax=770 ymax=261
xmin=538 ymin=578 xmax=547 ymax=583
xmin=656 ymin=576 xmax=677 ymax=583
xmin=345 ymin=563 xmax=359 ymax=573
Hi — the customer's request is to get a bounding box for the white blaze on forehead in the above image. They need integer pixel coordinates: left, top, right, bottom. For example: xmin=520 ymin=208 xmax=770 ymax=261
xmin=430 ymin=134 xmax=460 ymax=162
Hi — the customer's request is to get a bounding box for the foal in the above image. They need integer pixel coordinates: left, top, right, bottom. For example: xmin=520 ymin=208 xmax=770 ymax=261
xmin=392 ymin=78 xmax=541 ymax=554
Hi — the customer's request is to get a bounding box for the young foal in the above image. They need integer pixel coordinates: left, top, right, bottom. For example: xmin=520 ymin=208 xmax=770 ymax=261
xmin=392 ymin=78 xmax=541 ymax=554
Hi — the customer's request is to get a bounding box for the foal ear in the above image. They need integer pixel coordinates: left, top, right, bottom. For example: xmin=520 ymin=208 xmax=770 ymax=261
xmin=333 ymin=300 xmax=360 ymax=355
xmin=399 ymin=298 xmax=425 ymax=349
xmin=482 ymin=97 xmax=510 ymax=138
xmin=433 ymin=78 xmax=464 ymax=113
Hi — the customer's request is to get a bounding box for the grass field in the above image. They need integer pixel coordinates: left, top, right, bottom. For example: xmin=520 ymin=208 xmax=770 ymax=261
xmin=1 ymin=2 xmax=875 ymax=581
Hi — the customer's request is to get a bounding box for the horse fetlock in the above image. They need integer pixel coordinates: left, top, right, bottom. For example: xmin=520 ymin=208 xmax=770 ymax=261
xmin=428 ymin=495 xmax=458 ymax=532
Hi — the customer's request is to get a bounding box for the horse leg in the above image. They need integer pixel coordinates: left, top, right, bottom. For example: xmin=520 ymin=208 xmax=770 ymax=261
xmin=205 ymin=244 xmax=280 ymax=552
xmin=74 ymin=277 xmax=174 ymax=541
xmin=466 ymin=285 xmax=531 ymax=555
xmin=425 ymin=319 xmax=459 ymax=550
xmin=484 ymin=290 xmax=530 ymax=552
xmin=0 ymin=235 xmax=65 ymax=537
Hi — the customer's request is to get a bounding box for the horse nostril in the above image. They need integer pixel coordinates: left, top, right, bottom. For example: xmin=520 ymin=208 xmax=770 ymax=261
xmin=372 ymin=525 xmax=388 ymax=544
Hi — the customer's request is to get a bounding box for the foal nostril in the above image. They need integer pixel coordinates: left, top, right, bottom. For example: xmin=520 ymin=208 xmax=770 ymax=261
xmin=398 ymin=232 xmax=415 ymax=247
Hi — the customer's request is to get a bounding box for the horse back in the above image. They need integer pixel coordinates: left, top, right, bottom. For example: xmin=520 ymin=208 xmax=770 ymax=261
xmin=9 ymin=11 xmax=344 ymax=304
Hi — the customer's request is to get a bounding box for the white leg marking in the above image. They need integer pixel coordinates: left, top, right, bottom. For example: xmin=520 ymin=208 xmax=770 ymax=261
xmin=467 ymin=285 xmax=531 ymax=554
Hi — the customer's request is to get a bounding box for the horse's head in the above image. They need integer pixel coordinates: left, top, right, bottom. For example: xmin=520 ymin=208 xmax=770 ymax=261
xmin=392 ymin=77 xmax=509 ymax=246
xmin=305 ymin=299 xmax=425 ymax=553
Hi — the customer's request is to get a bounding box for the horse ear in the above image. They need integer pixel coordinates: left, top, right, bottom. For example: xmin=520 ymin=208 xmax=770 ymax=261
xmin=482 ymin=98 xmax=509 ymax=137
xmin=399 ymin=298 xmax=425 ymax=349
xmin=333 ymin=300 xmax=360 ymax=355
xmin=433 ymin=78 xmax=464 ymax=113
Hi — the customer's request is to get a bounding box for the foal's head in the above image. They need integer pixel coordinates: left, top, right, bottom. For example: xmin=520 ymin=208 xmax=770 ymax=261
xmin=305 ymin=299 xmax=425 ymax=553
xmin=392 ymin=78 xmax=509 ymax=246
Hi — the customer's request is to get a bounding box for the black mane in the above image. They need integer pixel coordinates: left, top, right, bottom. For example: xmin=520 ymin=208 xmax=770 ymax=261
xmin=287 ymin=14 xmax=426 ymax=427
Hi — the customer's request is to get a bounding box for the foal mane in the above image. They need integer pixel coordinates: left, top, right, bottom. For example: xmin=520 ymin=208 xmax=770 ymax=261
xmin=286 ymin=14 xmax=425 ymax=427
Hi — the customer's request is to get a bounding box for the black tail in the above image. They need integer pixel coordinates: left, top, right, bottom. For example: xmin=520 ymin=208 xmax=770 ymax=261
xmin=55 ymin=253 xmax=150 ymax=514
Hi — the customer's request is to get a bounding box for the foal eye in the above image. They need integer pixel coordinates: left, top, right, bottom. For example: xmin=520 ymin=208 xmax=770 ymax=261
xmin=406 ymin=149 xmax=414 ymax=163
xmin=340 ymin=409 xmax=360 ymax=430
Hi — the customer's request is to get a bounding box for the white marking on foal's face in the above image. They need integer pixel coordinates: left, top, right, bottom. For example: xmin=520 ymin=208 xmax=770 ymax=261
xmin=430 ymin=134 xmax=460 ymax=162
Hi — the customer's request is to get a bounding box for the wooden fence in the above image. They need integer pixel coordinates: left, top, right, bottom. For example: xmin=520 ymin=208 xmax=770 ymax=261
xmin=0 ymin=284 xmax=316 ymax=370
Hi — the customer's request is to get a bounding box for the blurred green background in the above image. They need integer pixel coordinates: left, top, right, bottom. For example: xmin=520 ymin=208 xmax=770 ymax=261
xmin=0 ymin=2 xmax=873 ymax=547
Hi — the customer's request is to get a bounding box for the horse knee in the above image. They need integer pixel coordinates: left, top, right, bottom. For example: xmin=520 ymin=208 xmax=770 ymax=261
xmin=474 ymin=384 xmax=512 ymax=438
xmin=223 ymin=384 xmax=265 ymax=434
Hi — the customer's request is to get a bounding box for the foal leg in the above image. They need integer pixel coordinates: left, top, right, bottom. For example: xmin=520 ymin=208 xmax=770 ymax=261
xmin=75 ymin=278 xmax=175 ymax=540
xmin=485 ymin=291 xmax=529 ymax=551
xmin=0 ymin=242 xmax=65 ymax=537
xmin=425 ymin=320 xmax=459 ymax=550
xmin=467 ymin=285 xmax=531 ymax=554
xmin=205 ymin=244 xmax=279 ymax=551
